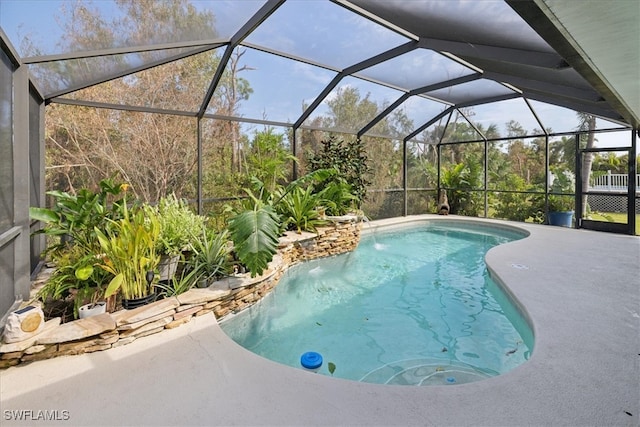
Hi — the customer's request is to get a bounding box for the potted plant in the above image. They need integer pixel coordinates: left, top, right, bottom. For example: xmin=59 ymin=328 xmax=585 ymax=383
xmin=78 ymin=291 xmax=107 ymax=319
xmin=29 ymin=178 xmax=130 ymax=320
xmin=149 ymin=194 xmax=206 ymax=281
xmin=95 ymin=203 xmax=161 ymax=309
xmin=548 ymin=168 xmax=575 ymax=227
xmin=35 ymin=245 xmax=109 ymax=321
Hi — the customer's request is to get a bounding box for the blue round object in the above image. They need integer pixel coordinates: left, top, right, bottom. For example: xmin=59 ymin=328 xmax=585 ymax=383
xmin=446 ymin=377 xmax=456 ymax=383
xmin=300 ymin=351 xmax=323 ymax=369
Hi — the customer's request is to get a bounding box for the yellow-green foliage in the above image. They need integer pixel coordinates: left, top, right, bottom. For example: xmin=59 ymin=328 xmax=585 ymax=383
xmin=96 ymin=205 xmax=160 ymax=300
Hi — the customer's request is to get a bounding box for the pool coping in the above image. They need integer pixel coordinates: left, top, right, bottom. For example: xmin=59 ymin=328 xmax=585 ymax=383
xmin=1 ymin=215 xmax=638 ymax=426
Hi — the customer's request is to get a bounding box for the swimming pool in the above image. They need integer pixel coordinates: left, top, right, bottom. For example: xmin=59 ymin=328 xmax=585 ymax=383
xmin=220 ymin=221 xmax=533 ymax=385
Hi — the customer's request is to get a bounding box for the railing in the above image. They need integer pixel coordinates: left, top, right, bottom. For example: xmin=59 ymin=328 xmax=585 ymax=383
xmin=590 ymin=172 xmax=640 ymax=192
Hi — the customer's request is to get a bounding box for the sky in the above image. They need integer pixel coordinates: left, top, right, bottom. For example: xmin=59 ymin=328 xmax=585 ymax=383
xmin=0 ymin=0 xmax=634 ymax=150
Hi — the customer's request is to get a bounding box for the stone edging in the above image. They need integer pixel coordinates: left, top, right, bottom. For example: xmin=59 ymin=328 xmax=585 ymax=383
xmin=0 ymin=217 xmax=362 ymax=368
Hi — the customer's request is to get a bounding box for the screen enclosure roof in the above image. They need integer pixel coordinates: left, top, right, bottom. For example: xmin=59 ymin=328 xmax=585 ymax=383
xmin=2 ymin=0 xmax=638 ymax=139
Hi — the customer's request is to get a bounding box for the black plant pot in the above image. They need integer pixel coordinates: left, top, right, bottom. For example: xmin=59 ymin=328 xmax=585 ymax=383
xmin=122 ymin=292 xmax=158 ymax=310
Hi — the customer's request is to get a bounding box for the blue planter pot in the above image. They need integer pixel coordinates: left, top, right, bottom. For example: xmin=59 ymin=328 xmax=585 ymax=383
xmin=548 ymin=211 xmax=574 ymax=227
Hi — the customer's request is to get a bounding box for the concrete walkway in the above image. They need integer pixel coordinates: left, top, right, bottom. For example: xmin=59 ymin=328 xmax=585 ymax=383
xmin=1 ymin=216 xmax=639 ymax=426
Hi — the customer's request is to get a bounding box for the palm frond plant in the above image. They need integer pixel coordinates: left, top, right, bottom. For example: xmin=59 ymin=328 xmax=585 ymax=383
xmin=441 ymin=158 xmax=484 ymax=216
xmin=277 ymin=185 xmax=326 ymax=233
xmin=317 ymin=178 xmax=358 ymax=216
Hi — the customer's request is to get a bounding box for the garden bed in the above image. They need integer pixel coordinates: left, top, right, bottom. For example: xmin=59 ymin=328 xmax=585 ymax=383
xmin=0 ymin=217 xmax=361 ymax=369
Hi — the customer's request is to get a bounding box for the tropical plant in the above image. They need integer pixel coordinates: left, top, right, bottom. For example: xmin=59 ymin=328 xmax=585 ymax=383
xmin=440 ymin=157 xmax=484 ymax=216
xmin=317 ymin=177 xmax=358 ymax=216
xmin=189 ymin=228 xmax=231 ymax=282
xmin=35 ymin=245 xmax=109 ymax=319
xmin=278 ymin=185 xmax=325 ymax=233
xmin=227 ymin=193 xmax=281 ymax=278
xmin=151 ymin=194 xmax=206 ymax=256
xmin=155 ymin=267 xmax=202 ymax=297
xmin=548 ymin=195 xmax=574 ymax=212
xmin=549 ymin=167 xmax=575 ymax=212
xmin=29 ymin=177 xmax=127 ymax=254
xmin=95 ymin=204 xmax=161 ymax=300
xmin=245 ymin=128 xmax=297 ymax=193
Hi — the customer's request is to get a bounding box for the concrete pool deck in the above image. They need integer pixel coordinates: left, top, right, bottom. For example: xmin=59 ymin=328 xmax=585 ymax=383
xmin=1 ymin=215 xmax=638 ymax=426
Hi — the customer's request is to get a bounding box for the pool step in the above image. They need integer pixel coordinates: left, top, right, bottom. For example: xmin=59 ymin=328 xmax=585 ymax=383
xmin=360 ymin=358 xmax=495 ymax=386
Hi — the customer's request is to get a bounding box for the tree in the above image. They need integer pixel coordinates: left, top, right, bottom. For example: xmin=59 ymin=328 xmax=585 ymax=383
xmin=245 ymin=127 xmax=296 ymax=193
xmin=298 ymin=86 xmax=414 ymax=218
xmin=38 ymin=0 xmax=253 ymax=204
xmin=578 ymin=113 xmax=596 ymax=217
xmin=306 ymin=135 xmax=370 ymax=208
xmin=217 ymin=49 xmax=254 ymax=174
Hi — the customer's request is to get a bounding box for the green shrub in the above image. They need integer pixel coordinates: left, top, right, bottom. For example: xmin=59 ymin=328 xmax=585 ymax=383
xmin=151 ymin=194 xmax=206 ymax=255
xmin=306 ymin=136 xmax=370 ymax=208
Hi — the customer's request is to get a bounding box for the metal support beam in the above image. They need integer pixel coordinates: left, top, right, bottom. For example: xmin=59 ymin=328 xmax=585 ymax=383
xmin=30 ymin=83 xmax=46 ymax=271
xmin=45 ymin=45 xmax=217 ymax=100
xmin=482 ymin=70 xmax=602 ymax=102
xmin=628 ymin=130 xmax=637 ymax=235
xmin=294 ymin=74 xmax=344 ymax=129
xmin=523 ymin=97 xmax=547 ymax=135
xmin=544 ymin=134 xmax=550 ymax=222
xmin=483 ymin=137 xmax=488 ymax=217
xmin=197 ymin=118 xmax=203 ymax=215
xmin=292 ymin=127 xmax=298 ymax=180
xmin=402 ymin=139 xmax=408 ymax=216
xmin=344 ymin=41 xmax=417 ymax=75
xmin=13 ymin=62 xmax=31 ymax=304
xmin=454 ymin=93 xmax=522 ymax=110
xmin=358 ymin=93 xmax=410 ymax=138
xmin=418 ymin=37 xmax=567 ymax=69
xmin=404 ymin=107 xmax=454 ymax=142
xmin=357 ymin=74 xmax=481 ymax=138
xmin=437 ymin=143 xmax=442 ymax=208
xmin=457 ymin=108 xmax=486 ymax=141
xmin=23 ymin=39 xmax=228 ymax=64
xmin=197 ymin=0 xmax=285 ymax=118
xmin=521 ymin=90 xmax=624 ymax=123
xmin=575 ymin=133 xmax=582 ymax=228
xmin=411 ymin=73 xmax=482 ymax=96
xmin=295 ymin=41 xmax=418 ymax=129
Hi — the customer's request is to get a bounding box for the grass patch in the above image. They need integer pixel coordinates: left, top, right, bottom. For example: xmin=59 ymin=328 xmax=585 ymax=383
xmin=588 ymin=212 xmax=640 ymax=235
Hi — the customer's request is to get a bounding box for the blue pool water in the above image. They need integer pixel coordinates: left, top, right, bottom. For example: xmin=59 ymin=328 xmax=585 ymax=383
xmin=220 ymin=222 xmax=533 ymax=385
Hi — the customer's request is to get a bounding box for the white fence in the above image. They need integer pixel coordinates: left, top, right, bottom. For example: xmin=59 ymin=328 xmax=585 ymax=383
xmin=590 ymin=172 xmax=640 ymax=192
